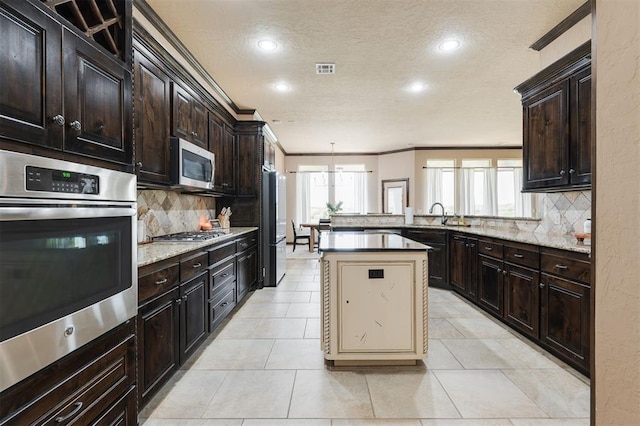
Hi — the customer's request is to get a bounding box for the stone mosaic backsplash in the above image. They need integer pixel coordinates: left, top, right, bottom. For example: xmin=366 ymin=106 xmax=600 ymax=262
xmin=137 ymin=189 xmax=216 ymax=239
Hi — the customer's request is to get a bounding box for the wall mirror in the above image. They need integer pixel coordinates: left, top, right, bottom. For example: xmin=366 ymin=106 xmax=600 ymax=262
xmin=382 ymin=178 xmax=409 ymax=214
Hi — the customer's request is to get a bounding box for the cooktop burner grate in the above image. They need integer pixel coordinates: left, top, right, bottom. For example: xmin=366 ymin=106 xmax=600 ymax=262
xmin=153 ymin=230 xmax=228 ymax=242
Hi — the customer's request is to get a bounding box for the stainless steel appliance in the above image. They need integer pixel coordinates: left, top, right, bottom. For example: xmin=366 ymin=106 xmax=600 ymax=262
xmin=170 ymin=137 xmax=215 ymax=190
xmin=262 ymin=171 xmax=286 ymax=287
xmin=0 ymin=150 xmax=137 ymax=392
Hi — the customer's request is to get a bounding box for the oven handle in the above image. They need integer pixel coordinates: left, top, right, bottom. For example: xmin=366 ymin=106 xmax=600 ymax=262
xmin=0 ymin=207 xmax=137 ymax=221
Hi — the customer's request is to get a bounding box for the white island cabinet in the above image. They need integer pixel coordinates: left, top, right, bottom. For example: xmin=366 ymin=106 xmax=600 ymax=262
xmin=319 ymin=232 xmax=429 ymax=366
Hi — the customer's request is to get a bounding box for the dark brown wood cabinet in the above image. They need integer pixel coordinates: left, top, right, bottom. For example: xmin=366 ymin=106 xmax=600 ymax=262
xmin=134 ymin=42 xmax=172 ymax=185
xmin=209 ymin=113 xmax=237 ymax=194
xmin=235 ymin=121 xmax=264 ymax=199
xmin=179 ymin=272 xmax=208 ymax=362
xmin=0 ymin=321 xmax=136 ymax=425
xmin=404 ymin=229 xmax=449 ymax=289
xmin=516 ymin=41 xmax=591 ymax=192
xmin=0 ymin=0 xmax=133 ymax=170
xmin=478 ymin=252 xmax=504 ymax=317
xmin=449 ymin=233 xmax=477 ymax=300
xmin=237 ymin=232 xmax=259 ymax=302
xmin=172 ymin=83 xmax=208 ymax=148
xmin=539 ymin=247 xmax=591 ymax=373
xmin=504 ymin=264 xmax=540 ymax=339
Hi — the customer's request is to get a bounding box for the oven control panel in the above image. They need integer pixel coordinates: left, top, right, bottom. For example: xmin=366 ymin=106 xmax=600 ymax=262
xmin=25 ymin=166 xmax=100 ymax=194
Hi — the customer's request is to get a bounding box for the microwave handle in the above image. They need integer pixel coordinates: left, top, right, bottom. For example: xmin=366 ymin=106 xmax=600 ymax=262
xmin=0 ymin=207 xmax=137 ymax=221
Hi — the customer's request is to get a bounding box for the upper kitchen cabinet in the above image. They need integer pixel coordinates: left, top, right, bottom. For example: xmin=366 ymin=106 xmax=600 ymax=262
xmin=515 ymin=41 xmax=591 ymax=192
xmin=235 ymin=121 xmax=265 ymax=199
xmin=0 ymin=0 xmax=133 ymax=171
xmin=172 ymin=83 xmax=208 ymax=149
xmin=134 ymin=41 xmax=172 ymax=185
xmin=263 ymin=139 xmax=276 ymax=171
xmin=208 ymin=112 xmax=237 ymax=194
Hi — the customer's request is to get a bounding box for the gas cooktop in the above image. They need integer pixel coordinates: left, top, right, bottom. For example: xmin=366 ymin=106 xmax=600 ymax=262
xmin=153 ymin=230 xmax=228 ymax=242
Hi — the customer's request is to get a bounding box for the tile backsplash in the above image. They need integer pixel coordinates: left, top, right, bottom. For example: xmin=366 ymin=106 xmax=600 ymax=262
xmin=137 ymin=189 xmax=216 ymax=239
xmin=534 ymin=190 xmax=592 ymax=235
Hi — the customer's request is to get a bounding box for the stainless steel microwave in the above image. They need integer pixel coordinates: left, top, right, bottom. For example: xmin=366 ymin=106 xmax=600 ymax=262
xmin=170 ymin=137 xmax=215 ymax=190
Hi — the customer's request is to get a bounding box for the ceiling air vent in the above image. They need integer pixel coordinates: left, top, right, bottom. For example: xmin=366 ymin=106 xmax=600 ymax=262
xmin=316 ymin=63 xmax=335 ymax=74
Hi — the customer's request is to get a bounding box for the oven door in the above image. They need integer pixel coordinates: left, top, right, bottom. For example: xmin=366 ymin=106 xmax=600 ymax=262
xmin=0 ymin=200 xmax=137 ymax=392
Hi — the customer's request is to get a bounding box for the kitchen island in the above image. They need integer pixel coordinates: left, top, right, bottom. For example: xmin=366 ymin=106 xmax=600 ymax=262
xmin=319 ymin=232 xmax=429 ymax=366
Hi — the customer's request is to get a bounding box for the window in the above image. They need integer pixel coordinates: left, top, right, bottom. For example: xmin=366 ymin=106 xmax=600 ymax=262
xmin=296 ymin=164 xmax=368 ymax=222
xmin=334 ymin=165 xmax=366 ymax=214
xmin=424 ymin=158 xmax=535 ymax=218
xmin=425 ymin=159 xmax=455 ymax=214
xmin=296 ymin=165 xmax=328 ymax=223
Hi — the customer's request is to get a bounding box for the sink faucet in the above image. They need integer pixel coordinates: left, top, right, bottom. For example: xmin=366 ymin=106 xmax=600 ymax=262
xmin=429 ymin=202 xmax=448 ymax=225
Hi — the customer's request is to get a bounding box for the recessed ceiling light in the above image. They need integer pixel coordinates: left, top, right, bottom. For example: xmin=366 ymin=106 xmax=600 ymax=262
xmin=438 ymin=39 xmax=460 ymax=51
xmin=258 ymin=39 xmax=278 ymax=51
xmin=274 ymin=83 xmax=290 ymax=92
xmin=272 ymin=119 xmax=281 ymax=124
xmin=408 ymin=82 xmax=428 ymax=92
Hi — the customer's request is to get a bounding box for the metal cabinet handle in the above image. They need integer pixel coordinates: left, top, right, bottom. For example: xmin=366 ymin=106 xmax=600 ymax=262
xmin=192 ymin=262 xmax=202 ymax=268
xmin=184 ymin=295 xmax=188 ymax=300
xmin=191 ymin=131 xmax=198 ymax=137
xmin=221 ymin=273 xmax=229 ymax=277
xmin=155 ymin=278 xmax=168 ymax=285
xmin=503 ymin=270 xmax=507 ymax=275
xmin=136 ymin=162 xmax=143 ymax=167
xmin=221 ymin=302 xmax=229 ymax=307
xmin=176 ymin=298 xmax=182 ymax=304
xmin=539 ymin=283 xmax=546 ymax=288
xmin=555 ymin=264 xmax=568 ymax=270
xmin=55 ymin=402 xmax=83 ymax=423
xmin=569 ymin=169 xmax=575 ymax=174
xmin=513 ymin=253 xmax=524 ymax=258
xmin=559 ymin=170 xmax=566 ymax=176
xmin=69 ymin=120 xmax=82 ymax=131
xmin=497 ymin=268 xmax=502 ymax=273
xmin=469 ymin=244 xmax=475 ymax=248
xmin=52 ymin=114 xmax=65 ymax=126
xmin=484 ymin=246 xmax=493 ymax=251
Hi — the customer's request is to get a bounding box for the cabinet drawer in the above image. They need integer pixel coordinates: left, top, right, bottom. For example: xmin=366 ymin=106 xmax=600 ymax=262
xmin=478 ymin=239 xmax=503 ymax=259
xmin=139 ymin=263 xmax=179 ymax=303
xmin=0 ymin=322 xmax=135 ymax=425
xmin=210 ymin=260 xmax=236 ymax=296
xmin=180 ymin=252 xmax=208 ymax=282
xmin=236 ymin=232 xmax=258 ymax=252
xmin=209 ymin=240 xmax=236 ymax=266
xmin=209 ymin=287 xmax=236 ymax=332
xmin=540 ymin=248 xmax=591 ymax=284
xmin=504 ymin=243 xmax=539 ymax=269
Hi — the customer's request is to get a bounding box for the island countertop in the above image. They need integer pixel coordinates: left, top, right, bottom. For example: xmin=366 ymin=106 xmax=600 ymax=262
xmin=319 ymin=232 xmax=430 ymax=252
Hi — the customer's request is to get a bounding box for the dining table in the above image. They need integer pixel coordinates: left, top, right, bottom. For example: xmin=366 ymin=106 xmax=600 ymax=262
xmin=300 ymin=222 xmax=320 ymax=252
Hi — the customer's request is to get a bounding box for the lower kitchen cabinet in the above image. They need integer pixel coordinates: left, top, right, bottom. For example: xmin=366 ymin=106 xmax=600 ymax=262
xmin=504 ymin=263 xmax=540 ymax=339
xmin=478 ymin=253 xmax=504 ymax=317
xmin=179 ymin=272 xmax=208 ymax=364
xmin=449 ymin=233 xmax=477 ymax=300
xmin=539 ymin=247 xmax=591 ymax=373
xmin=403 ymin=229 xmax=449 ymax=289
xmin=237 ymin=246 xmax=257 ymax=302
xmin=137 ymin=287 xmax=179 ymax=408
xmin=0 ymin=321 xmax=136 ymax=425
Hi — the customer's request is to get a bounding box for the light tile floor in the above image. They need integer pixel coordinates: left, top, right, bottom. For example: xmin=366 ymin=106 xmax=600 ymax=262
xmin=140 ymin=247 xmax=590 ymax=425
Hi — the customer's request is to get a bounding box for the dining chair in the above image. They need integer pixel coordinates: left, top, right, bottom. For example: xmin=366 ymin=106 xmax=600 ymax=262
xmin=291 ymin=220 xmax=311 ymax=252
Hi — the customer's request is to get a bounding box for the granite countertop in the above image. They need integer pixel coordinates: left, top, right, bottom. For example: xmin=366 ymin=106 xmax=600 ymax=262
xmin=333 ymin=224 xmax=590 ymax=254
xmin=137 ymin=227 xmax=258 ymax=267
xmin=319 ymin=232 xmax=429 ymax=252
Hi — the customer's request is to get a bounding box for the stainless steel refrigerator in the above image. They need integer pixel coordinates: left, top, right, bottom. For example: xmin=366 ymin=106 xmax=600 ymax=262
xmin=262 ymin=170 xmax=286 ymax=286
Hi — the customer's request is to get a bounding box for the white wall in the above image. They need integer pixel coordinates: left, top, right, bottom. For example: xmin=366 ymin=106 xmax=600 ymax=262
xmin=377 ymin=150 xmax=416 ymax=213
xmin=594 ymin=0 xmax=640 ymax=423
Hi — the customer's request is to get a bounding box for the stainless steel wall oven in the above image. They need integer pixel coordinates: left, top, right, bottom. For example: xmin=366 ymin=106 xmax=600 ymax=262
xmin=0 ymin=150 xmax=137 ymax=392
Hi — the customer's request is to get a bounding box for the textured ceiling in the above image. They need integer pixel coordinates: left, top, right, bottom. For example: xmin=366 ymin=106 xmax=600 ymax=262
xmin=145 ymin=0 xmax=585 ymax=154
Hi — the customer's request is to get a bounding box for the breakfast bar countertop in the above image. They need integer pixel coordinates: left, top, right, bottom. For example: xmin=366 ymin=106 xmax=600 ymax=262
xmin=137 ymin=227 xmax=258 ymax=267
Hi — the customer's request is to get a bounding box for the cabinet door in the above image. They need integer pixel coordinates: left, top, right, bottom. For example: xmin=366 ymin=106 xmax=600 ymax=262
xmin=465 ymin=238 xmax=478 ymax=300
xmin=137 ymin=288 xmax=179 ymax=407
xmin=190 ymin=98 xmax=208 ymax=148
xmin=540 ymin=273 xmax=590 ymax=371
xmin=172 ymin=83 xmax=192 ymax=140
xmin=504 ymin=264 xmax=539 ymax=338
xmin=0 ymin=1 xmax=62 ymax=149
xmin=63 ymin=29 xmax=133 ymax=165
xmin=237 ymin=247 xmax=257 ymax=302
xmin=449 ymin=235 xmax=467 ymax=294
xmin=208 ymin=114 xmax=225 ymax=191
xmin=89 ymin=385 xmax=136 ymax=426
xmin=179 ymin=272 xmax=207 ymax=363
xmin=222 ymin=125 xmax=237 ymax=193
xmin=522 ymin=80 xmax=570 ymax=190
xmin=134 ymin=48 xmax=172 ymax=184
xmin=427 ymin=242 xmax=449 ymax=289
xmin=478 ymin=254 xmax=504 ymax=317
xmin=569 ymin=65 xmax=592 ymax=186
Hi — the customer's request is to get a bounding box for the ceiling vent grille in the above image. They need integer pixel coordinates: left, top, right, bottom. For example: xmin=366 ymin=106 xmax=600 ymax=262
xmin=316 ymin=63 xmax=335 ymax=74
